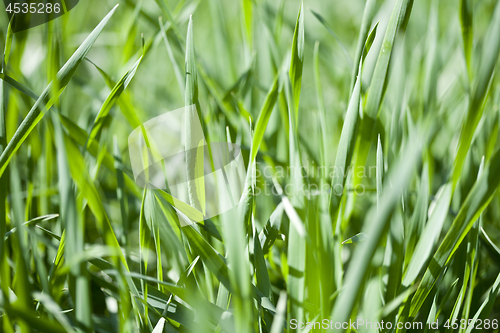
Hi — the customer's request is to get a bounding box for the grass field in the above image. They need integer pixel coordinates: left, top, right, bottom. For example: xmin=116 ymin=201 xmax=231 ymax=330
xmin=1 ymin=0 xmax=500 ymax=332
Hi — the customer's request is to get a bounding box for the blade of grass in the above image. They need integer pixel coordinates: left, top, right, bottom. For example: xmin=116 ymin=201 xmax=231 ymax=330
xmin=289 ymin=3 xmax=304 ymax=122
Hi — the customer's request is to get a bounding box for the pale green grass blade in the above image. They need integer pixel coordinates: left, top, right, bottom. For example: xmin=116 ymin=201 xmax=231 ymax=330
xmin=140 ymin=189 xmax=151 ymax=326
xmin=365 ymin=0 xmax=412 ymax=120
xmin=221 ymin=207 xmax=253 ymax=333
xmin=313 ymin=41 xmax=327 ymax=169
xmin=159 ymin=17 xmax=184 ymax=96
xmin=184 ymin=16 xmax=205 ymax=213
xmin=113 ymin=136 xmax=128 ymax=247
xmin=480 ymin=227 xmax=500 ymax=264
xmin=87 ymin=55 xmax=143 ymax=146
xmin=242 ymin=0 xmax=253 ymax=49
xmin=329 ymin=76 xmax=361 ymax=215
xmin=152 ymin=318 xmax=165 ymax=333
xmin=402 ymin=184 xmax=452 ymax=287
xmin=52 ymin=112 xmax=91 ymax=328
xmin=310 ymin=10 xmax=353 ymax=71
xmin=350 ymin=0 xmax=376 ymax=91
xmin=86 ymin=59 xmax=143 ymax=129
xmin=3 ymin=214 xmax=58 ymax=240
xmin=376 ymin=134 xmax=383 ymax=207
xmin=423 ymin=0 xmax=439 ymax=111
xmin=270 ymin=291 xmax=287 ymax=333
xmin=362 ymin=22 xmax=379 ymax=63
xmin=1 ymin=17 xmax=13 ymax=70
xmin=249 ymin=74 xmax=279 ymax=163
xmin=282 ymin=73 xmax=308 ymax=327
xmin=404 ymin=163 xmax=430 ymax=265
xmin=352 ymin=0 xmax=413 ymax=194
xmin=341 ymin=232 xmax=367 ymax=245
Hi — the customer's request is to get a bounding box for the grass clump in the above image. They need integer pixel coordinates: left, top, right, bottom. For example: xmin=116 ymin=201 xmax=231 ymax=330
xmin=1 ymin=0 xmax=500 ymax=332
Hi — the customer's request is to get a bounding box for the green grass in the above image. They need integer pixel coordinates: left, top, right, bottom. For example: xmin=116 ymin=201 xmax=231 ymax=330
xmin=1 ymin=0 xmax=500 ymax=332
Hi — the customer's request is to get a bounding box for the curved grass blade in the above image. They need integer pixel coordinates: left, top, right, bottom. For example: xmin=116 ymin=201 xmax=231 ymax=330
xmin=87 ymin=55 xmax=143 ymax=146
xmin=329 ymin=75 xmax=361 ymax=216
xmin=249 ymin=74 xmax=279 ymax=163
xmin=0 ymin=5 xmax=119 ymax=178
xmin=310 ymin=10 xmax=353 ymax=71
xmin=350 ymin=0 xmax=376 ymax=91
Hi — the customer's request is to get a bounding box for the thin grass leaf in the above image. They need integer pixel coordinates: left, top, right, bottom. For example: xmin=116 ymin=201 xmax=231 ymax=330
xmin=310 ymin=10 xmax=353 ymax=72
xmin=329 ymin=76 xmax=361 ymax=215
xmin=460 ymin=0 xmax=473 ymax=78
xmin=87 ymin=55 xmax=143 ymax=146
xmin=351 ymin=0 xmax=376 ymax=91
xmin=270 ymin=291 xmax=287 ymax=333
xmin=159 ymin=16 xmax=184 ymax=96
xmin=341 ymin=232 xmax=368 ymax=245
xmin=289 ymin=3 xmax=304 ymax=121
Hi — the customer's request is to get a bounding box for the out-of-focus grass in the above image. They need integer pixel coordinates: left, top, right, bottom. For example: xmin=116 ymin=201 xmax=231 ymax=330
xmin=1 ymin=0 xmax=500 ymax=332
